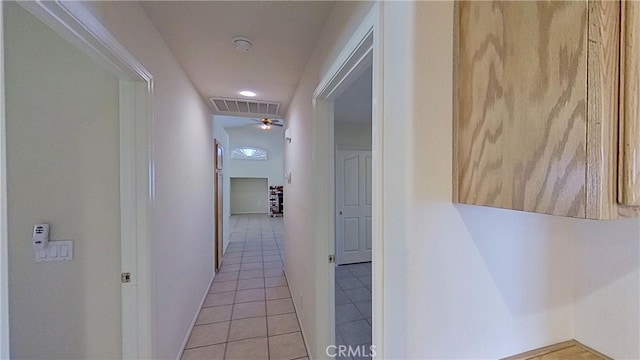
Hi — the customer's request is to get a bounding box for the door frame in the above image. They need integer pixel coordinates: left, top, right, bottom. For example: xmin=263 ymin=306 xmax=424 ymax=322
xmin=214 ymin=139 xmax=223 ymax=271
xmin=0 ymin=3 xmax=8 ymax=357
xmin=9 ymin=2 xmax=154 ymax=358
xmin=312 ymin=3 xmax=384 ymax=358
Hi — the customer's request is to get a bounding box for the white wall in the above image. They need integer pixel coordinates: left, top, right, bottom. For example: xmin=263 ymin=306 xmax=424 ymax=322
xmin=74 ymin=3 xmax=215 ymax=359
xmin=5 ymin=4 xmax=121 ymax=358
xmin=230 ymin=178 xmax=269 ymax=214
xmin=335 ymin=123 xmax=371 ymax=149
xmin=574 ymin=219 xmax=640 ymax=359
xmin=213 ymin=120 xmax=231 ymax=253
xmin=226 ymin=125 xmax=284 ymax=186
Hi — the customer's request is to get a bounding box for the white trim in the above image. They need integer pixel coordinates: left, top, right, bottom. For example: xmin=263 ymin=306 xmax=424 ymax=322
xmin=371 ymin=4 xmax=384 ymax=357
xmin=175 ymin=273 xmax=214 ymax=360
xmin=120 ymin=80 xmax=155 ymax=359
xmin=17 ymin=2 xmax=154 ymax=359
xmin=313 ymin=8 xmax=376 ymax=101
xmin=135 ymin=79 xmax=155 ymax=360
xmin=17 ymin=1 xmax=148 ymax=81
xmin=120 ymin=81 xmax=138 ymax=358
xmin=313 ymin=44 xmax=373 ymax=103
xmin=0 ymin=2 xmax=10 ymax=358
xmin=312 ymin=4 xmax=383 ymax=358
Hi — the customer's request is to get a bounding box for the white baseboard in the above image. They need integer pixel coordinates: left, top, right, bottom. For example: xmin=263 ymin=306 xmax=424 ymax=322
xmin=175 ymin=273 xmax=215 ymax=360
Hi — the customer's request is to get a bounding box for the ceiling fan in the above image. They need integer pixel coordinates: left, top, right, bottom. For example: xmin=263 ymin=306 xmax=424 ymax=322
xmin=253 ymin=118 xmax=283 ymax=130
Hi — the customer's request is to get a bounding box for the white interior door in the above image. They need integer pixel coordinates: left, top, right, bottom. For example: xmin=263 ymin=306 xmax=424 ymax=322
xmin=336 ymin=149 xmax=372 ymax=265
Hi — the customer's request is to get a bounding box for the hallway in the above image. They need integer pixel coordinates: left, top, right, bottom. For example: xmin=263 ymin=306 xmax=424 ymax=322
xmin=181 ymin=215 xmax=308 ymax=360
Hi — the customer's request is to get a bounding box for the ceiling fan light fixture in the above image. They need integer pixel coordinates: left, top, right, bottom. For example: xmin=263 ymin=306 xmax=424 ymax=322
xmin=239 ymin=90 xmax=256 ymax=97
xmin=261 ymin=124 xmax=271 ymax=130
xmin=233 ymin=36 xmax=253 ymax=53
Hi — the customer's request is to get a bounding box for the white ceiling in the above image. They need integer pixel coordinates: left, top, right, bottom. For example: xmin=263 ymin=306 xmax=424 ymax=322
xmin=140 ymin=1 xmax=335 ymax=116
xmin=215 ymin=115 xmax=256 ymax=129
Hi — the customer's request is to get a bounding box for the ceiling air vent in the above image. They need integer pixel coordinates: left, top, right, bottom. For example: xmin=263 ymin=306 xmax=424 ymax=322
xmin=209 ymin=97 xmax=280 ymax=117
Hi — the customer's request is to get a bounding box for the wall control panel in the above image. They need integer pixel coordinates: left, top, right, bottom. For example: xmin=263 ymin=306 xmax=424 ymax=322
xmin=31 ymin=223 xmax=73 ymax=263
xmin=34 ymin=240 xmax=73 ymax=263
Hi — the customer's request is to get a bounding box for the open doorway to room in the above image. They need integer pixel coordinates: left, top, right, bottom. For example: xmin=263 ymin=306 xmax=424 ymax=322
xmin=230 ymin=177 xmax=269 ymax=215
xmin=333 ymin=64 xmax=373 ymax=352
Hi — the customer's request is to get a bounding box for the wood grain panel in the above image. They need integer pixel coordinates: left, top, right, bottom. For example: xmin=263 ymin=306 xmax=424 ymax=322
xmin=586 ymin=0 xmax=620 ymax=219
xmin=503 ymin=340 xmax=611 ymax=360
xmin=455 ymin=1 xmax=588 ymax=217
xmin=619 ymin=1 xmax=640 ymax=206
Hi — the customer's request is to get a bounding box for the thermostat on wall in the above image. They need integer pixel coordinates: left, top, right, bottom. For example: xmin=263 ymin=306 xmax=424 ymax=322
xmin=285 ymin=128 xmax=291 ymax=143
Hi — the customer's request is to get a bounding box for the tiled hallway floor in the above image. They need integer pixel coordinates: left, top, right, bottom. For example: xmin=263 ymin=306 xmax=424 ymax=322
xmin=335 ymin=262 xmax=372 ymax=359
xmin=181 ymin=215 xmax=308 ymax=360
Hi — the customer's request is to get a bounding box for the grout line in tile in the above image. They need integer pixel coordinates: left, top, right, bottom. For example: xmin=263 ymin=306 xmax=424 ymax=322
xmin=262 ymin=243 xmax=271 ymax=360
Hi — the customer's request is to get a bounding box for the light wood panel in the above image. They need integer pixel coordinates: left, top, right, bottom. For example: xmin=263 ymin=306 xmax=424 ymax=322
xmin=503 ymin=340 xmax=611 ymax=360
xmin=586 ymin=0 xmax=620 ymax=219
xmin=619 ymin=1 xmax=640 ymax=206
xmin=455 ymin=1 xmax=588 ymax=217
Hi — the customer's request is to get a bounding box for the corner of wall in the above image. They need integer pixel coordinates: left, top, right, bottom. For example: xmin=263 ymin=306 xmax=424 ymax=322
xmin=574 ymin=218 xmax=640 ymax=359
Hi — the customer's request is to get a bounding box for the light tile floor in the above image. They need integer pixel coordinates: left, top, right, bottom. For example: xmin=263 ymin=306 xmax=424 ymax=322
xmin=335 ymin=262 xmax=372 ymax=360
xmin=181 ymin=215 xmax=308 ymax=360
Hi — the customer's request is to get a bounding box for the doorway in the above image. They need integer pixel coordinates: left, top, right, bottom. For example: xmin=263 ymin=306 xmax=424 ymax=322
xmin=311 ymin=5 xmax=381 ymax=358
xmin=214 ymin=139 xmax=224 ymax=271
xmin=333 ymin=64 xmax=373 ymax=352
xmin=334 ymin=60 xmax=373 ymax=266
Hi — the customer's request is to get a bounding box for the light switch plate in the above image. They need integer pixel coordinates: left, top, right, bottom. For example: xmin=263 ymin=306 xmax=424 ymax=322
xmin=34 ymin=240 xmax=73 ymax=263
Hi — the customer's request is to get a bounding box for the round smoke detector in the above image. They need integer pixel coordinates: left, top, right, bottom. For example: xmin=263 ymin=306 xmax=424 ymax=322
xmin=233 ymin=37 xmax=253 ymax=52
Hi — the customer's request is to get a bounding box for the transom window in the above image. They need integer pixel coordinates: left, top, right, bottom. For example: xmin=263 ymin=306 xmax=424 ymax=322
xmin=231 ymin=147 xmax=268 ymax=160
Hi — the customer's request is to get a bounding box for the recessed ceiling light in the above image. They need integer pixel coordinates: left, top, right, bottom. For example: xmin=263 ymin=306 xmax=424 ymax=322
xmin=239 ymin=90 xmax=256 ymax=97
